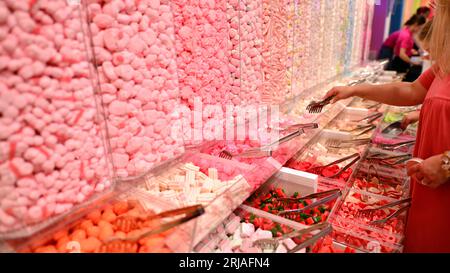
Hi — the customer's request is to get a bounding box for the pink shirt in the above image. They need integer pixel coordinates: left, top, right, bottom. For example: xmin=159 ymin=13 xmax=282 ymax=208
xmin=394 ymin=28 xmax=414 ymax=57
xmin=404 ymin=67 xmax=450 ymax=252
xmin=382 ymin=31 xmax=400 ymax=48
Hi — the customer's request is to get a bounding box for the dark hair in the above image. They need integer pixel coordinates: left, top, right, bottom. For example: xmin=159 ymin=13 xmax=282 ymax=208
xmin=418 ymin=19 xmax=433 ymax=41
xmin=416 ymin=6 xmax=431 ymax=16
xmin=404 ymin=14 xmax=427 ymax=26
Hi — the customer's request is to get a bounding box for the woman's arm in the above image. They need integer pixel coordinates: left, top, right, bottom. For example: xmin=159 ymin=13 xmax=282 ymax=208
xmin=325 ymin=80 xmax=428 ymax=107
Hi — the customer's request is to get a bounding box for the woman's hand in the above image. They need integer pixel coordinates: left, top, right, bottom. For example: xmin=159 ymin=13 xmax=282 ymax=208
xmin=324 ymin=86 xmax=355 ymax=103
xmin=401 ymin=111 xmax=420 ymax=129
xmin=407 ymin=154 xmax=449 ymax=189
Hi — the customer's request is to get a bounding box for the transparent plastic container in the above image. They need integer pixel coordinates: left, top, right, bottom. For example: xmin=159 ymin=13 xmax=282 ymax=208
xmin=134 ymin=152 xmax=253 ymax=246
xmin=0 ymin=0 xmax=114 ymax=238
xmin=285 ymin=130 xmax=366 ymax=184
xmin=331 ymin=223 xmax=403 ymax=253
xmin=5 ymin=188 xmax=196 ymax=253
xmin=86 ymin=0 xmax=185 ymax=180
xmin=325 ymin=107 xmax=376 ymax=131
xmin=195 ymin=206 xmax=329 ymax=253
xmin=351 ymin=163 xmax=410 ymax=200
xmin=331 ymin=188 xmax=408 ymax=252
xmin=243 ymin=167 xmax=342 ymax=227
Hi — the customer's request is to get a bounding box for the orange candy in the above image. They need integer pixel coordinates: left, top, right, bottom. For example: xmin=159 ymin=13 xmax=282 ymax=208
xmin=86 ymin=210 xmax=102 ymax=224
xmin=79 ymin=220 xmax=94 ymax=231
xmin=56 ymin=236 xmax=71 ymax=253
xmin=114 ymin=231 xmax=127 ymax=239
xmin=101 ymin=208 xmax=117 ymax=223
xmin=34 ymin=245 xmax=58 ymax=253
xmin=71 ymin=229 xmax=87 ymax=242
xmin=79 ymin=237 xmax=102 ymax=253
xmin=99 ymin=225 xmax=114 ymax=241
xmin=113 ymin=201 xmax=129 ymax=215
xmin=52 ymin=229 xmax=68 ymax=241
xmin=86 ymin=226 xmax=100 ymax=238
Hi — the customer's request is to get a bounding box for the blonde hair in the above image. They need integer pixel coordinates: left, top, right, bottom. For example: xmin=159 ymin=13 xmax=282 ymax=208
xmin=429 ymin=0 xmax=450 ymax=75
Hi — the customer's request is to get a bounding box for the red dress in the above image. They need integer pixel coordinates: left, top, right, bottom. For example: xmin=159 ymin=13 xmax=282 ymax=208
xmin=404 ymin=68 xmax=450 ymax=252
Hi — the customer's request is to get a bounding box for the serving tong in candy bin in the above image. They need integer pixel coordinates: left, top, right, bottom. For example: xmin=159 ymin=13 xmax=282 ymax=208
xmin=377 ymin=140 xmax=416 ymax=151
xmin=306 ymin=78 xmax=367 ymax=114
xmin=102 ymin=204 xmax=205 ymax=248
xmin=307 ymin=95 xmax=336 ymax=114
xmin=361 ymin=164 xmax=405 ymax=189
xmin=325 ymin=138 xmax=372 ymax=149
xmin=355 ymin=198 xmax=411 ymax=227
xmin=366 ymin=153 xmax=412 ymax=166
xmin=219 ymin=124 xmax=318 ymax=160
xmin=305 ymin=153 xmax=361 ymax=179
xmin=277 ymin=189 xmax=342 ymax=216
xmin=353 ymin=112 xmax=383 ymax=124
xmin=253 ymin=222 xmax=332 ymax=253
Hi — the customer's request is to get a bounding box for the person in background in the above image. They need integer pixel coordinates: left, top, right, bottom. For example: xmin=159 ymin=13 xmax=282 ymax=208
xmin=389 ymin=15 xmax=426 ymax=74
xmin=377 ymin=30 xmax=401 ymax=61
xmin=324 ymin=0 xmax=450 ymax=252
xmin=416 ymin=6 xmax=432 ymax=19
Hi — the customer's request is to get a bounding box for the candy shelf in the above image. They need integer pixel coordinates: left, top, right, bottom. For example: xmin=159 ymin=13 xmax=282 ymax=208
xmin=4 ymin=188 xmax=196 ymax=253
xmin=0 ymin=0 xmax=114 ymax=239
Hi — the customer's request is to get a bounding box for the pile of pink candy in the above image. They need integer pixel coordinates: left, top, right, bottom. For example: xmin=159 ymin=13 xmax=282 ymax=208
xmin=0 ymin=0 xmax=113 ymax=232
xmin=87 ymin=0 xmax=186 ymax=178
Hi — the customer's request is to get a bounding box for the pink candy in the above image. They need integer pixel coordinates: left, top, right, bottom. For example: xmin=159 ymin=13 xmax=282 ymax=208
xmin=0 ymin=0 xmax=111 ymax=233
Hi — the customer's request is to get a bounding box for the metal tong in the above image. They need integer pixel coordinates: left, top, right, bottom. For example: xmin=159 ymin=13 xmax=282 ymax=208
xmin=356 ymin=198 xmax=411 ymax=226
xmin=306 ymin=95 xmax=336 ymax=114
xmin=366 ymin=153 xmax=412 ymax=166
xmin=219 ymin=128 xmax=308 ymax=160
xmin=253 ymin=222 xmax=332 ymax=253
xmin=277 ymin=189 xmax=342 ymax=215
xmin=353 ymin=112 xmax=383 ymax=124
xmin=326 ymin=138 xmax=372 ymax=149
xmin=349 ymin=124 xmax=377 ymax=137
xmin=103 ymin=204 xmax=205 ymax=244
xmin=306 ymin=153 xmax=361 ymax=179
xmin=367 ymin=102 xmax=382 ymax=110
xmin=377 ymin=140 xmax=416 ymax=151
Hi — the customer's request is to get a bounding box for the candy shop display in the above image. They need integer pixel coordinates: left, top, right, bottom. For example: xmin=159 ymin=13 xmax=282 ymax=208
xmin=0 ymin=0 xmax=113 ymax=236
xmin=6 ymin=192 xmax=196 ymax=253
xmin=2 ymin=0 xmax=422 ymax=255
